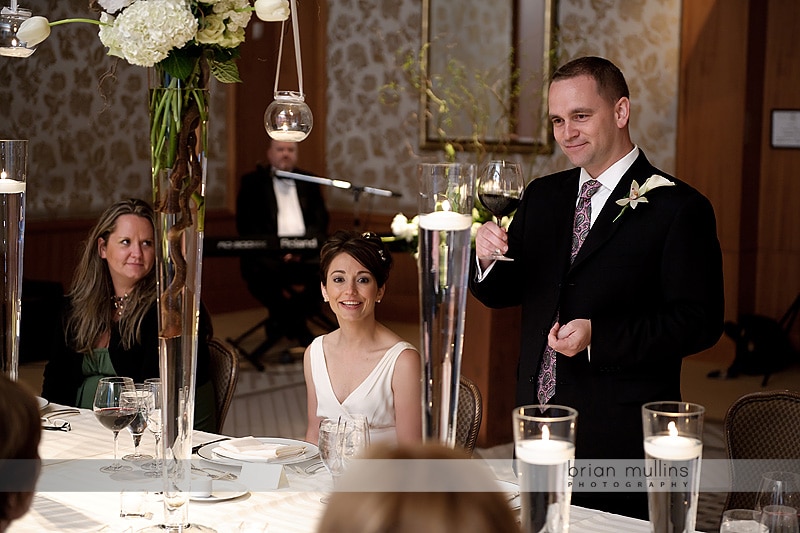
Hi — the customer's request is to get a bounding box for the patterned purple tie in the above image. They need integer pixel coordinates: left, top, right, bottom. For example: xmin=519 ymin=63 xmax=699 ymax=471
xmin=537 ymin=179 xmax=602 ymax=404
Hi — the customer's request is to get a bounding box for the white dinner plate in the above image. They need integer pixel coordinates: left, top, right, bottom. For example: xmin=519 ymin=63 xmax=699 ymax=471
xmin=36 ymin=396 xmax=49 ymax=411
xmin=197 ymin=437 xmax=319 ymax=466
xmin=496 ymin=480 xmax=520 ymax=510
xmin=189 ymin=480 xmax=249 ymax=502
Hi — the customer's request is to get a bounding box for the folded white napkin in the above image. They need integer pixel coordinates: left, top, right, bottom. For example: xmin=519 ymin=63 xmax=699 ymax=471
xmin=214 ymin=437 xmax=306 ymax=463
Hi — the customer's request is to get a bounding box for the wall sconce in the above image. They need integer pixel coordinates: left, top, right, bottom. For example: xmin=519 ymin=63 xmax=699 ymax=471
xmin=264 ymin=0 xmax=312 ymax=142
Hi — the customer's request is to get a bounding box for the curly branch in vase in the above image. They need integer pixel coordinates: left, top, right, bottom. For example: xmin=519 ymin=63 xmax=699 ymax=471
xmin=155 ymin=99 xmax=202 ymax=339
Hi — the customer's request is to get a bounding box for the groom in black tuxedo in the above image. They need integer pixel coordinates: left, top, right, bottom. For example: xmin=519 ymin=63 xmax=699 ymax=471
xmin=470 ymin=56 xmax=724 ymax=518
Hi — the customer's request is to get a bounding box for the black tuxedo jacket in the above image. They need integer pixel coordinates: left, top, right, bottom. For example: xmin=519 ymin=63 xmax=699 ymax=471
xmin=236 ymin=164 xmax=330 ymax=282
xmin=470 ymin=151 xmax=724 ymax=461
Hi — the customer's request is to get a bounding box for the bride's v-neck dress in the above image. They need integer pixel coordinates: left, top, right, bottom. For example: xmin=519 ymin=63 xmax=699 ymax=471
xmin=309 ymin=335 xmax=417 ymax=444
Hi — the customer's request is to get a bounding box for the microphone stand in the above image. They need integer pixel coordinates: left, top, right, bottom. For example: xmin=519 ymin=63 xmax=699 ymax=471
xmin=275 ymin=169 xmax=402 ymax=229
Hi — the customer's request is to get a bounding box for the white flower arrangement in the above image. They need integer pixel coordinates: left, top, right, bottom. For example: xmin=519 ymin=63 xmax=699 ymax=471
xmin=386 ymin=208 xmax=511 ymax=252
xmin=613 ymin=174 xmax=675 ymax=222
xmin=18 ymin=0 xmax=290 ymax=82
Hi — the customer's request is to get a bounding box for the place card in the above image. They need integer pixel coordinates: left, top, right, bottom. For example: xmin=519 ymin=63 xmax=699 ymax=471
xmin=237 ymin=463 xmax=288 ymax=491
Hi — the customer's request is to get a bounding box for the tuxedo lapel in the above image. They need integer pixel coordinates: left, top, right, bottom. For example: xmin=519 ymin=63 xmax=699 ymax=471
xmin=570 ymin=153 xmax=655 ymax=270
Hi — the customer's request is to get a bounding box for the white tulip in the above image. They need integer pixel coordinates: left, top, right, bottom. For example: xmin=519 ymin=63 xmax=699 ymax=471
xmin=16 ymin=16 xmax=51 ymax=47
xmin=254 ymin=0 xmax=290 ymax=22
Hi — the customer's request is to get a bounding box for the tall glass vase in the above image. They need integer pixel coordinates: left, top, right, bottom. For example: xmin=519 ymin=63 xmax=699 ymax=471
xmin=417 ymin=163 xmax=475 ymax=446
xmin=0 ymin=140 xmax=26 ymax=382
xmin=146 ymin=75 xmax=212 ymax=532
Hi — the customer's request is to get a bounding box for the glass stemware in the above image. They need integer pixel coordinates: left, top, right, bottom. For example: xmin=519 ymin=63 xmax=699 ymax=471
xmin=93 ymin=376 xmax=136 ymax=473
xmin=318 ymin=416 xmax=369 ymax=501
xmin=759 ymin=505 xmax=799 ymax=533
xmin=141 ymin=378 xmax=163 ymax=477
xmin=122 ymin=383 xmax=153 ymax=462
xmin=477 ymin=160 xmax=524 ymax=262
xmin=756 ymin=472 xmax=800 ymax=512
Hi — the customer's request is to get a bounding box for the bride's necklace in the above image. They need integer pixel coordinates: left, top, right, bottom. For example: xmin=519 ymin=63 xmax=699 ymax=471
xmin=111 ymin=294 xmax=129 ymax=317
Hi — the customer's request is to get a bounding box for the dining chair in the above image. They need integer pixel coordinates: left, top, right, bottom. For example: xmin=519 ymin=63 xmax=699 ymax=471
xmin=455 ymin=375 xmax=483 ymax=455
xmin=723 ymin=389 xmax=800 ymax=511
xmin=208 ymin=337 xmax=240 ymax=434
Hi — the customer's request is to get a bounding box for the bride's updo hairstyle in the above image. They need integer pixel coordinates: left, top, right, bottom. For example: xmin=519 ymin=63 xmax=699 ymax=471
xmin=319 ymin=230 xmax=394 ymax=288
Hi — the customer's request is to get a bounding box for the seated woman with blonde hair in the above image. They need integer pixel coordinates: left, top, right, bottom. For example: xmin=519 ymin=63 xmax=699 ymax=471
xmin=316 ymin=442 xmax=520 ymax=533
xmin=41 ymin=198 xmax=216 ymax=431
xmin=304 ymin=230 xmax=422 ymax=445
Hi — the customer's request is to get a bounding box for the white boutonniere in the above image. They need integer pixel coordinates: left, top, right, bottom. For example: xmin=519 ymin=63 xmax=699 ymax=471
xmin=613 ymin=174 xmax=675 ymax=222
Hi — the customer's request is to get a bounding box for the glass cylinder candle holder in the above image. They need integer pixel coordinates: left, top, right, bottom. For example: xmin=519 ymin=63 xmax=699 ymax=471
xmin=417 ymin=163 xmax=475 ymax=447
xmin=264 ymin=91 xmax=313 ymax=142
xmin=513 ymin=405 xmax=577 ymax=533
xmin=0 ymin=140 xmax=26 ymax=381
xmin=642 ymin=401 xmax=705 ymax=533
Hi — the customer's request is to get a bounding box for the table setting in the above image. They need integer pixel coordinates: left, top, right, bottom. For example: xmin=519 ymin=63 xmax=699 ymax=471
xmin=7 ymin=399 xmax=676 ymax=533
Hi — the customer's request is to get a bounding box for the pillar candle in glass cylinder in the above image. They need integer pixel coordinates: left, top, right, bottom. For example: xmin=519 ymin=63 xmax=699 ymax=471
xmin=642 ymin=401 xmax=705 ymax=533
xmin=0 ymin=140 xmax=27 ymax=382
xmin=513 ymin=405 xmax=577 ymax=533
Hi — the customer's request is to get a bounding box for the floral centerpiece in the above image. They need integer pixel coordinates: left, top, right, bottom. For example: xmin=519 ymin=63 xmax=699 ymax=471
xmin=19 ymin=1 xmax=291 ymax=529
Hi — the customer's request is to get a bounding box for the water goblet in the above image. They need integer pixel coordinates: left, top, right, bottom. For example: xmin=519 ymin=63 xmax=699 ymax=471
xmin=141 ymin=378 xmax=163 ymax=477
xmin=756 ymin=472 xmax=800 ymax=513
xmin=318 ymin=417 xmax=369 ymax=502
xmin=477 ymin=160 xmax=524 ymax=261
xmin=759 ymin=505 xmax=799 ymax=533
xmin=720 ymin=509 xmax=765 ymax=532
xmin=122 ymin=384 xmax=153 ymax=462
xmin=93 ymin=376 xmax=136 ymax=472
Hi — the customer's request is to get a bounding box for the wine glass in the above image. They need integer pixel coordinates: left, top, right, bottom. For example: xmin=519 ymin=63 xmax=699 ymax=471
xmin=122 ymin=383 xmax=153 ymax=462
xmin=477 ymin=160 xmax=524 ymax=261
xmin=759 ymin=505 xmax=799 ymax=533
xmin=318 ymin=417 xmax=369 ymax=501
xmin=141 ymin=378 xmax=163 ymax=477
xmin=756 ymin=472 xmax=800 ymax=512
xmin=720 ymin=509 xmax=763 ymax=532
xmin=93 ymin=376 xmax=137 ymax=473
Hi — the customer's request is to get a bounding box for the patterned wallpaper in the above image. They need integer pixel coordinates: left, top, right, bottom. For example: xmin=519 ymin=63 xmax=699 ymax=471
xmin=0 ymin=0 xmax=229 ymax=221
xmin=325 ymin=0 xmax=681 ymax=216
xmin=0 ymin=0 xmax=679 ymax=221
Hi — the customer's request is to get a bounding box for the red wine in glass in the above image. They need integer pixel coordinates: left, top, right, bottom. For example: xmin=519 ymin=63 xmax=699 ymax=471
xmin=478 ymin=160 xmax=524 ymax=261
xmin=478 ymin=193 xmax=521 ymax=219
xmin=95 ymin=407 xmax=137 ymax=431
xmin=93 ymin=376 xmax=136 ymax=472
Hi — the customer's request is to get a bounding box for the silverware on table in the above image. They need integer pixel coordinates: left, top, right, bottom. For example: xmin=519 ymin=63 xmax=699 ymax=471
xmin=191 ymin=464 xmax=238 ymax=481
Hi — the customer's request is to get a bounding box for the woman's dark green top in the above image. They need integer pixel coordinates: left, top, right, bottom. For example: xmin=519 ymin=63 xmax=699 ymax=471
xmin=41 ymin=297 xmax=217 ymax=433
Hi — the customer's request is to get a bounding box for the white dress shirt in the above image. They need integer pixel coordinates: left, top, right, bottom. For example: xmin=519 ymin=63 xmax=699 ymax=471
xmin=273 ymin=176 xmax=307 ymax=237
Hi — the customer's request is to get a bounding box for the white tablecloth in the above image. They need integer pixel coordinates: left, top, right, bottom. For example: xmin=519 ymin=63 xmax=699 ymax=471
xmin=10 ymin=406 xmax=651 ymax=533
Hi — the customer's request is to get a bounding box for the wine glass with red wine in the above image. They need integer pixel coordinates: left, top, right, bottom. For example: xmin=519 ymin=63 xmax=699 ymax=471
xmin=477 ymin=160 xmax=524 ymax=261
xmin=93 ymin=376 xmax=137 ymax=473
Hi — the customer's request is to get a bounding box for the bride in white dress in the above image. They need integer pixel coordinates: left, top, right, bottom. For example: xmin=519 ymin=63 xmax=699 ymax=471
xmin=304 ymin=231 xmax=422 ymax=445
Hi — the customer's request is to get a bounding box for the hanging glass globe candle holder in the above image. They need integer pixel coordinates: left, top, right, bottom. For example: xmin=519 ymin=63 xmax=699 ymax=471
xmin=265 ymin=0 xmax=312 ymax=143
xmin=265 ymin=90 xmax=313 ymax=142
xmin=0 ymin=6 xmax=35 ymax=58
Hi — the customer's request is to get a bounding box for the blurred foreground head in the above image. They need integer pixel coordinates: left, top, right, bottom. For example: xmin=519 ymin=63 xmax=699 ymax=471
xmin=0 ymin=374 xmax=42 ymax=532
xmin=316 ymin=442 xmax=520 ymax=533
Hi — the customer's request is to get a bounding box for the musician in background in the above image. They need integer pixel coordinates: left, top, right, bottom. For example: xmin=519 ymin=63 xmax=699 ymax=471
xmin=236 ymin=139 xmax=330 ymax=347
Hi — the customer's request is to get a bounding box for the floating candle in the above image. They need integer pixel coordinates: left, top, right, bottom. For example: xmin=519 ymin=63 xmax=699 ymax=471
xmin=515 ymin=432 xmax=575 ymax=466
xmin=268 ymin=130 xmax=307 ymax=142
xmin=419 ymin=211 xmax=472 ymax=231
xmin=0 ymin=179 xmax=25 ymax=194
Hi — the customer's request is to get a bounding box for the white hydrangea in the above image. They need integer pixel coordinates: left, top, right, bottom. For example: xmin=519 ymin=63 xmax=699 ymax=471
xmin=97 ymin=0 xmax=135 ymax=14
xmin=98 ymin=0 xmax=197 ymax=67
